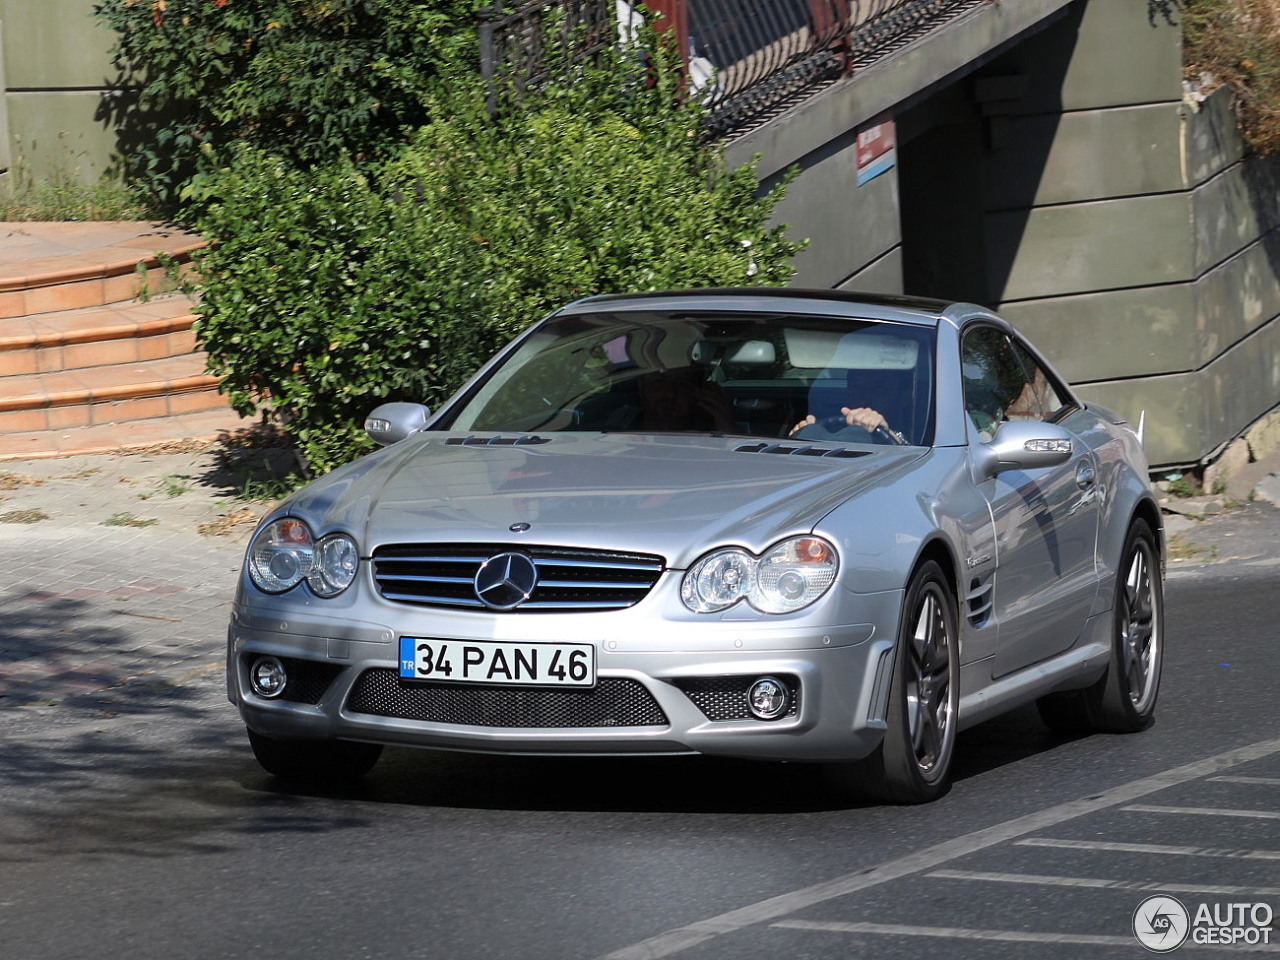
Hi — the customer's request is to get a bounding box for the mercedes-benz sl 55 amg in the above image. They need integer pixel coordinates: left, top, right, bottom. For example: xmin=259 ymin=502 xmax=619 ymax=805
xmin=227 ymin=289 xmax=1164 ymax=803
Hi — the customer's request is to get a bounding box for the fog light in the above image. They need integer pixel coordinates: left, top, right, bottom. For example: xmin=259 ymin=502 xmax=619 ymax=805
xmin=250 ymin=656 xmax=288 ymax=699
xmin=747 ymin=676 xmax=790 ymax=721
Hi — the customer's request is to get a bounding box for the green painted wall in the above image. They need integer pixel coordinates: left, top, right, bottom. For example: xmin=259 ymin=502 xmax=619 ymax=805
xmin=0 ymin=0 xmax=122 ymax=187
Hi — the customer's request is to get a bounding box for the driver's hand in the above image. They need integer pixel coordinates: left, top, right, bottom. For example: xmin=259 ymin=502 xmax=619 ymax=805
xmin=841 ymin=406 xmax=888 ymax=432
xmin=789 ymin=415 xmax=817 ymax=436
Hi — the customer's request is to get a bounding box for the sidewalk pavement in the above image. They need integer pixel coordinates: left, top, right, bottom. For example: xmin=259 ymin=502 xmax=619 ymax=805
xmin=1 ymin=441 xmax=1278 ymax=717
xmin=0 ymin=440 xmax=287 ymax=714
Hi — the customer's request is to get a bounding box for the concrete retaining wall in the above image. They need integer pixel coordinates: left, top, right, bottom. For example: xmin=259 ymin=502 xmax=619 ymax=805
xmin=731 ymin=0 xmax=1280 ymax=470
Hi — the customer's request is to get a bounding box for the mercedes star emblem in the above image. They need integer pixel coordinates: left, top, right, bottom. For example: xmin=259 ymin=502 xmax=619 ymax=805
xmin=474 ymin=552 xmax=539 ymax=610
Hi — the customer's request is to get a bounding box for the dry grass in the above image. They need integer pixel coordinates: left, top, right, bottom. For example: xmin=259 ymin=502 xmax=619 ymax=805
xmin=197 ymin=506 xmax=260 ymax=537
xmin=1184 ymin=0 xmax=1280 ymax=154
xmin=0 ymin=508 xmax=50 ymax=524
xmin=0 ymin=471 xmax=44 ymax=491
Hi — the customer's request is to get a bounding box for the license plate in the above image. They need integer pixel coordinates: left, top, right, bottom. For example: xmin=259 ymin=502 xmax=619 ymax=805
xmin=398 ymin=638 xmax=596 ymax=687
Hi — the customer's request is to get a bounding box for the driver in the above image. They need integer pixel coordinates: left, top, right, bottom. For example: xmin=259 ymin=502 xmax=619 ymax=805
xmin=789 ymin=369 xmax=909 ymax=444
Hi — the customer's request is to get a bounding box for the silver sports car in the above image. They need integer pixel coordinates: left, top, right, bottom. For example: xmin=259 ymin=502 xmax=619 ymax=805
xmin=227 ymin=289 xmax=1164 ymax=803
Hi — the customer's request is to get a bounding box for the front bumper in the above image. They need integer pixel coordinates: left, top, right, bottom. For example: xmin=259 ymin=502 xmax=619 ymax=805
xmin=226 ymin=581 xmax=904 ymax=764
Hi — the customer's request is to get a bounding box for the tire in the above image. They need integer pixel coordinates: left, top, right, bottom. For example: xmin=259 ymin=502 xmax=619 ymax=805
xmin=1037 ymin=519 xmax=1163 ymax=734
xmin=246 ymin=727 xmax=383 ymax=780
xmin=829 ymin=560 xmax=959 ymax=804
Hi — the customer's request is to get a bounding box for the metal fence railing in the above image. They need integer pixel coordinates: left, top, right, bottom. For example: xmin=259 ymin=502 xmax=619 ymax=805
xmin=479 ymin=1 xmax=621 ymax=112
xmin=479 ymin=0 xmax=984 ymax=138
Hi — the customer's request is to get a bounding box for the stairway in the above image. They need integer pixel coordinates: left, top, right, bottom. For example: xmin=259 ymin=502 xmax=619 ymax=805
xmin=0 ymin=222 xmax=245 ymax=461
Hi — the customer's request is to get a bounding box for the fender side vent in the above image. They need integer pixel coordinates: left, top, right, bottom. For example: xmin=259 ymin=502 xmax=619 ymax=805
xmin=966 ymin=577 xmax=994 ymax=628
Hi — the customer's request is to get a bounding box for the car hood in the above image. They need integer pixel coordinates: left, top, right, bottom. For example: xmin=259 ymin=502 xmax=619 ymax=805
xmin=285 ymin=433 xmax=925 ymax=568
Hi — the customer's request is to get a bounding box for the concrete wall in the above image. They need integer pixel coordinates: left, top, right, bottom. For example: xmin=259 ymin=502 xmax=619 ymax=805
xmin=732 ymin=0 xmax=1280 ymax=469
xmin=731 ymin=0 xmax=1078 ymax=292
xmin=982 ymin=3 xmax=1280 ymax=469
xmin=0 ymin=0 xmax=121 ymax=189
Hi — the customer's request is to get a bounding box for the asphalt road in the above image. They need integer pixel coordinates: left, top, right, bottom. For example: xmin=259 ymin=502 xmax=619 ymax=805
xmin=1 ymin=552 xmax=1277 ymax=960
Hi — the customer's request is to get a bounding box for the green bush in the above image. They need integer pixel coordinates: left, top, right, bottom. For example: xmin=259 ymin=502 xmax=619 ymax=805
xmin=94 ymin=0 xmax=476 ymax=205
xmin=194 ymin=56 xmax=803 ymax=472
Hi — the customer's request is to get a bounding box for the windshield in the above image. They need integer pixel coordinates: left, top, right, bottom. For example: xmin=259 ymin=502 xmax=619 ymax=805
xmin=441 ymin=310 xmax=936 ymax=446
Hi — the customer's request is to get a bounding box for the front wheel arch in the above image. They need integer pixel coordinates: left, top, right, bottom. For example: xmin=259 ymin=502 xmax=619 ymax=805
xmin=826 ymin=556 xmax=961 ymax=804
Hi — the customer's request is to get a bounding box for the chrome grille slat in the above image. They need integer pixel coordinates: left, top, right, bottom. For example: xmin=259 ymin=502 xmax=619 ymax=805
xmin=533 ymin=559 xmax=662 ymax=572
xmin=381 ymin=592 xmax=486 ymax=607
xmin=536 ymin=579 xmax=652 ymax=590
xmin=380 ymin=575 xmax=475 ymax=585
xmin=372 ymin=543 xmax=665 ymax=612
xmin=518 ymin=601 xmax=634 ymax=610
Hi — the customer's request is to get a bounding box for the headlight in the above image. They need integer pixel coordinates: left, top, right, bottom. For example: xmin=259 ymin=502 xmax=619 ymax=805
xmin=309 ymin=533 xmax=360 ymax=597
xmin=681 ymin=536 xmax=838 ymax=614
xmin=247 ymin=518 xmax=359 ymax=597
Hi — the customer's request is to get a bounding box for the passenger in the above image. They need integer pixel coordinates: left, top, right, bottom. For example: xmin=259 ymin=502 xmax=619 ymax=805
xmin=636 ymin=368 xmax=734 ymax=432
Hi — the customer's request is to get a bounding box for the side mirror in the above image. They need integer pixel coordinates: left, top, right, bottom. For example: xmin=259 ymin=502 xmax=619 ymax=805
xmin=980 ymin=420 xmax=1074 ymax=476
xmin=365 ymin=402 xmax=432 ymax=446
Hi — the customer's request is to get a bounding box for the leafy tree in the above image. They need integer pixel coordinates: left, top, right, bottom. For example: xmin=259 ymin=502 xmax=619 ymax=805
xmin=194 ymin=56 xmax=801 ymax=471
xmin=95 ymin=0 xmax=476 ymax=203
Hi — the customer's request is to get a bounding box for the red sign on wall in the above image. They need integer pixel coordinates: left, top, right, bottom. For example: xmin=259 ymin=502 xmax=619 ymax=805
xmin=856 ymin=112 xmax=897 ymax=186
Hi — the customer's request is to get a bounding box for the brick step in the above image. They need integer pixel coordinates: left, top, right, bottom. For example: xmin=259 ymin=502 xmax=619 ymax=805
xmin=0 ymin=408 xmax=250 ymax=461
xmin=0 ymin=222 xmax=248 ymax=458
xmin=0 ymin=354 xmax=226 ymax=434
xmin=0 ymin=223 xmax=206 ymax=318
xmin=0 ymin=294 xmax=199 ymax=375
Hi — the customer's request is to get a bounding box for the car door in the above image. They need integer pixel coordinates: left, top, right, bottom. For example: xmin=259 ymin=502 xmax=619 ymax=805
xmin=961 ymin=324 xmax=1101 ymax=679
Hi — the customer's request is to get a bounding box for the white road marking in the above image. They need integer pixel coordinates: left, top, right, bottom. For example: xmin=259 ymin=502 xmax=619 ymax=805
xmin=1210 ymin=775 xmax=1280 ymax=786
xmin=1016 ymin=837 xmax=1280 ymax=860
xmin=926 ymin=868 xmax=1280 ymax=897
xmin=1123 ymin=804 xmax=1280 ymax=820
xmin=594 ymin=736 xmax=1280 ymax=960
xmin=771 ymin=920 xmax=1134 ymax=946
xmin=772 ymin=920 xmax=1280 ymax=952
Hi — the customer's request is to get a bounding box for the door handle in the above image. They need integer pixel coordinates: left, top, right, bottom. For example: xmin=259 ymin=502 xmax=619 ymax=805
xmin=1076 ymin=463 xmax=1096 ymax=490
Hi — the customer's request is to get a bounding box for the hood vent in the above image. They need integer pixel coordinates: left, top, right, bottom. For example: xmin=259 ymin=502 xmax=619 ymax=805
xmin=734 ymin=441 xmax=869 ymax=460
xmin=445 ymin=435 xmax=551 ymax=446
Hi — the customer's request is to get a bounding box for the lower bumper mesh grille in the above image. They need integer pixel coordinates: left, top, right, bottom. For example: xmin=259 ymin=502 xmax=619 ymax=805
xmin=345 ymin=668 xmax=668 ymax=728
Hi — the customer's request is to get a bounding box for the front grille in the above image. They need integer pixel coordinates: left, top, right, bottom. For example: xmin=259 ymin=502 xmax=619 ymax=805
xmin=673 ymin=675 xmax=800 ymax=721
xmin=372 ymin=543 xmax=665 ymax=612
xmin=346 ymin=668 xmax=669 ymax=728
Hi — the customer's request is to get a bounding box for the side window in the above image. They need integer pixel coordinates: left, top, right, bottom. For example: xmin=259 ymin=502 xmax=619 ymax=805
xmin=1006 ymin=339 xmax=1065 ymax=422
xmin=961 ymin=326 xmax=1034 ymax=440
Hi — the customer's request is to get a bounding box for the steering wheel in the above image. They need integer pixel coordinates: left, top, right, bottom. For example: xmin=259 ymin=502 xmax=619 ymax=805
xmin=816 ymin=414 xmax=907 ymax=445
